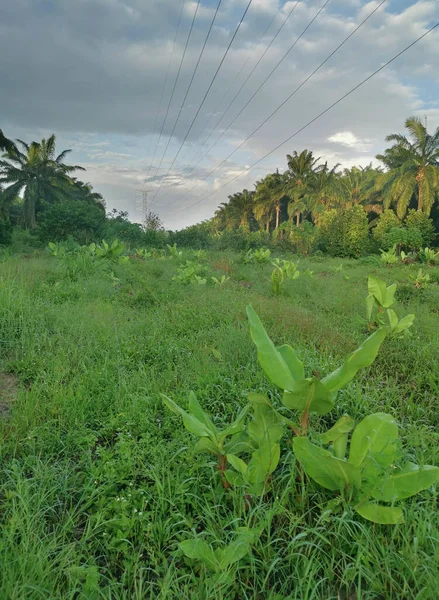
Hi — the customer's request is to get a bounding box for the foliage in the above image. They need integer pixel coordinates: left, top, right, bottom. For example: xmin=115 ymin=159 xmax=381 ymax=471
xmin=211 ymin=275 xmax=229 ymax=287
xmin=243 ymin=248 xmax=271 ymax=263
xmin=380 ymin=245 xmax=399 ymax=265
xmin=95 ymin=239 xmax=128 ymax=263
xmin=270 ymin=259 xmax=300 ymax=294
xmin=376 ymin=117 xmax=439 ymax=217
xmin=0 ymin=134 xmax=85 ymax=228
xmin=294 ymin=414 xmax=439 ymax=524
xmin=372 ymin=209 xmax=401 ymax=246
xmin=0 ymin=217 xmax=12 ymax=246
xmin=419 ymin=247 xmax=439 ymax=265
xmin=167 ymin=243 xmax=183 ymax=259
xmin=317 ymin=205 xmax=369 ymax=258
xmin=172 ymin=261 xmax=206 ymax=285
xmin=405 ymin=209 xmax=435 ymax=247
xmin=411 ymin=268 xmax=431 ymax=289
xmin=381 ymin=226 xmax=423 ymax=252
xmin=37 ymin=200 xmax=105 ymax=244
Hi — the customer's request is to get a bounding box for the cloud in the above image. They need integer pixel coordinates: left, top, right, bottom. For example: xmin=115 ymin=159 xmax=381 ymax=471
xmin=327 ymin=131 xmax=372 ymax=152
xmin=1 ymin=0 xmax=438 ymax=229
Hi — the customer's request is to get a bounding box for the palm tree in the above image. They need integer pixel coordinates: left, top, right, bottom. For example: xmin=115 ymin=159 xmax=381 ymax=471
xmin=285 ymin=150 xmax=321 ymax=225
xmin=376 ymin=117 xmax=439 ymax=218
xmin=226 ymin=189 xmax=255 ymax=230
xmin=0 ymin=129 xmax=17 ymax=155
xmin=254 ymin=172 xmax=287 ymax=232
xmin=338 ymin=164 xmax=383 ymax=215
xmin=0 ymin=134 xmax=84 ymax=228
xmin=303 ymin=162 xmax=340 ymax=223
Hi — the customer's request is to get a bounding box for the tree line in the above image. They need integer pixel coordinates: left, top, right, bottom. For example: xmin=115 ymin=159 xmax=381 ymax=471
xmin=1 ymin=116 xmax=438 ymax=256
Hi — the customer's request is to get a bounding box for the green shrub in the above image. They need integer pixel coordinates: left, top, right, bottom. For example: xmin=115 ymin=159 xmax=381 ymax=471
xmin=405 ymin=210 xmax=435 ymax=247
xmin=316 ymin=206 xmax=369 ymax=258
xmin=37 ymin=200 xmax=106 ymax=244
xmin=0 ymin=218 xmax=12 ymax=246
xmin=372 ymin=210 xmax=401 ymax=245
xmin=382 ymin=227 xmax=423 ymax=252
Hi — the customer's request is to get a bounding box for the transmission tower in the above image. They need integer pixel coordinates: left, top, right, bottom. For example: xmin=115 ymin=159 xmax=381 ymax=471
xmin=136 ymin=188 xmax=152 ymax=224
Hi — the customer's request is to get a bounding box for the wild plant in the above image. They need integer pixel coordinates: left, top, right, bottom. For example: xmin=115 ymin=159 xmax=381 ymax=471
xmin=380 ymin=245 xmax=399 ymax=265
xmin=47 ymin=242 xmax=66 ymax=257
xmin=172 ymin=261 xmax=206 ymax=285
xmin=134 ymin=248 xmax=152 ymax=259
xmin=95 ymin=240 xmax=129 ymax=263
xmin=243 ymin=248 xmax=271 ymax=264
xmin=271 ymin=259 xmax=299 ymax=294
xmin=411 ymin=268 xmax=430 ymax=289
xmin=167 ymin=243 xmax=183 ymax=259
xmin=419 ymin=247 xmax=439 ymax=265
xmin=179 ymin=527 xmax=259 ymax=582
xmin=161 ymin=275 xmax=439 ymax=525
xmin=211 ymin=275 xmax=230 ymax=287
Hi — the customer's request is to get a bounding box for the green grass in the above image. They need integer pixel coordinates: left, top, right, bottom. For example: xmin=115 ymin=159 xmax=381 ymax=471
xmin=1 ymin=250 xmax=439 ymax=599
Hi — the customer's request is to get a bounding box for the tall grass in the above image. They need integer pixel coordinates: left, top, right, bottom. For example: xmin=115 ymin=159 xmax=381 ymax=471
xmin=0 ymin=252 xmax=438 ymax=598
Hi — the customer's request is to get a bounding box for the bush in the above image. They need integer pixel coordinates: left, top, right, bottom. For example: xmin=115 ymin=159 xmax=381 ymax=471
xmin=405 ymin=210 xmax=435 ymax=247
xmin=372 ymin=209 xmax=401 ymax=245
xmin=0 ymin=218 xmax=12 ymax=246
xmin=37 ymin=201 xmax=106 ymax=244
xmin=382 ymin=226 xmax=423 ymax=252
xmin=316 ymin=205 xmax=369 ymax=258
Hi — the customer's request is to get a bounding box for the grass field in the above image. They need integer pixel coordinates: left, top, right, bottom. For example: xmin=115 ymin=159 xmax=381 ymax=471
xmin=1 ymin=250 xmax=439 ymax=599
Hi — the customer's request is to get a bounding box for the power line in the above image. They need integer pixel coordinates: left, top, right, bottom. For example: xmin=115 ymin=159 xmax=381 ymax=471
xmin=162 ymin=0 xmax=331 ymax=208
xmin=148 ymin=0 xmax=223 ymax=192
xmin=181 ymin=0 xmax=298 ymax=176
xmin=171 ymin=22 xmax=438 ymax=216
xmin=147 ymin=0 xmax=201 ymax=188
xmin=165 ymin=0 xmax=387 ymax=210
xmin=146 ymin=0 xmax=186 ymax=185
xmin=151 ymin=0 xmax=255 ymax=202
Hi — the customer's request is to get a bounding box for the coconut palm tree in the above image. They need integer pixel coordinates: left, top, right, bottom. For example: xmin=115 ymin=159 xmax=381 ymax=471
xmin=226 ymin=189 xmax=255 ymax=230
xmin=254 ymin=172 xmax=287 ymax=231
xmin=0 ymin=134 xmax=84 ymax=228
xmin=303 ymin=162 xmax=340 ymax=223
xmin=376 ymin=117 xmax=439 ymax=218
xmin=0 ymin=129 xmax=17 ymax=155
xmin=337 ymin=164 xmax=383 ymax=215
xmin=285 ymin=150 xmax=321 ymax=225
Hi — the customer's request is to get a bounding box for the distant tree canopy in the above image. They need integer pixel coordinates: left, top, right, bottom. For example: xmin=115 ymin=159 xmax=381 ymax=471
xmin=1 ymin=116 xmax=438 ymax=255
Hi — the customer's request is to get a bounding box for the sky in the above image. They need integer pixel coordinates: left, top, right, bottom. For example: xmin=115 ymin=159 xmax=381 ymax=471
xmin=1 ymin=0 xmax=438 ymax=229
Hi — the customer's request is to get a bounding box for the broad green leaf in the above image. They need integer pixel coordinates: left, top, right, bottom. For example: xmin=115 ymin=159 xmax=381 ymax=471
xmin=383 ymin=283 xmax=397 ymax=308
xmin=349 ymin=413 xmax=398 ymax=471
xmin=188 ymin=392 xmax=217 ymax=435
xmin=386 ymin=309 xmax=398 ymax=331
xmin=365 ymin=294 xmax=375 ymax=321
xmin=293 ymin=437 xmax=361 ymax=491
xmin=394 ymin=313 xmax=415 ymax=335
xmin=322 ymin=328 xmax=387 ymax=393
xmin=247 ymin=395 xmax=284 ymax=444
xmin=283 ymin=378 xmax=334 ymax=415
xmin=321 ymin=415 xmax=355 ymax=444
xmin=372 ymin=463 xmax=439 ymax=502
xmin=216 ymin=529 xmax=256 ymax=569
xmin=354 ymin=502 xmax=404 ymax=525
xmin=368 ymin=275 xmax=387 ymax=306
xmin=179 ymin=539 xmax=218 ymax=571
xmin=246 ymin=305 xmax=295 ymax=390
xmin=321 ymin=415 xmax=355 ymax=459
xmin=248 ymin=440 xmax=280 ymax=481
xmin=224 ymin=469 xmax=244 ymax=488
xmin=193 ymin=437 xmax=220 ymax=455
xmin=222 ymin=405 xmax=250 ymax=438
xmin=226 ymin=454 xmax=248 ymax=477
xmin=161 ymin=394 xmax=213 ymax=438
xmin=277 ymin=344 xmax=305 ymax=381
